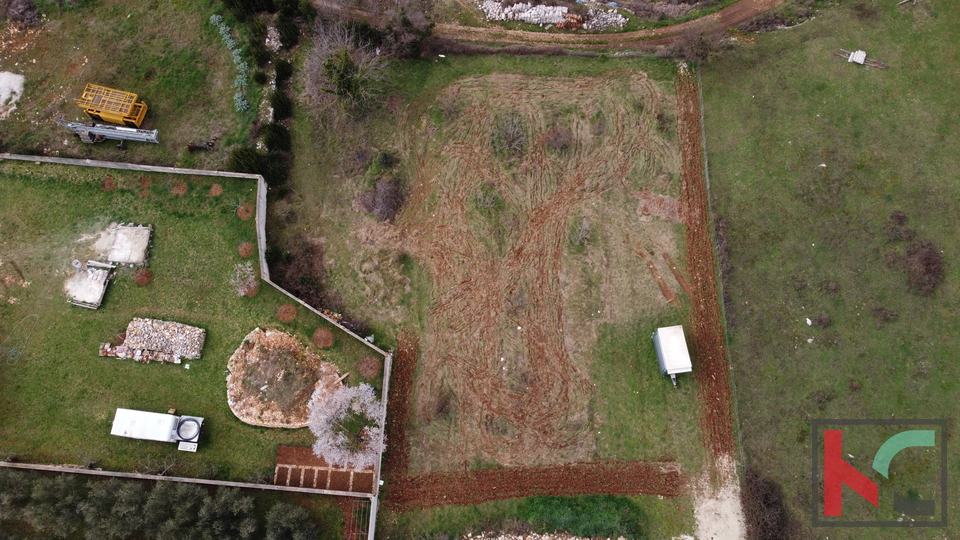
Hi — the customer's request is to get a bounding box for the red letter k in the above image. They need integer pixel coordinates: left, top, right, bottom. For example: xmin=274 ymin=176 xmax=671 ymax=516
xmin=824 ymin=429 xmax=879 ymax=516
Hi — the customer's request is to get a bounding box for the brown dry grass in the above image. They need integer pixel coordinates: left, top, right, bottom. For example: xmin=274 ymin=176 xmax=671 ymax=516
xmin=208 ymin=183 xmax=224 ymax=197
xmin=388 ymin=72 xmax=684 ymax=472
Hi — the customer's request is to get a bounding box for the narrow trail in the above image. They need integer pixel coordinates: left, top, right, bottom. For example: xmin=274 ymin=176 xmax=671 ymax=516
xmin=312 ymin=0 xmax=784 ymax=50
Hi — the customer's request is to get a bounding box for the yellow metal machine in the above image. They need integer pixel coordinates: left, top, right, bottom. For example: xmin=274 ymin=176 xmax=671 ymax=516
xmin=75 ymin=84 xmax=149 ymax=128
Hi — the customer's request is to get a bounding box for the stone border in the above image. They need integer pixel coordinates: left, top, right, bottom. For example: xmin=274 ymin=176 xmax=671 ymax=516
xmin=0 ymin=153 xmax=391 ymax=539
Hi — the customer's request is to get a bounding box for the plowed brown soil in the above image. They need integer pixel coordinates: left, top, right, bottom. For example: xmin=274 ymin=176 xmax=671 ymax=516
xmin=675 ymin=66 xmax=735 ymax=459
xmin=386 ymin=460 xmax=684 ymax=510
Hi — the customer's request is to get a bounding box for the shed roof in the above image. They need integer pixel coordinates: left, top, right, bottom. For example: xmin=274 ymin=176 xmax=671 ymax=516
xmin=110 ymin=408 xmax=176 ymax=442
xmin=655 ymin=325 xmax=693 ymax=373
xmin=123 ymin=318 xmax=206 ymax=359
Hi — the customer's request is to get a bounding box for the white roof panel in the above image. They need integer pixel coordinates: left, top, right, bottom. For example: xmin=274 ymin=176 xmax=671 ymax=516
xmin=656 ymin=325 xmax=693 ymax=373
xmin=110 ymin=408 xmax=177 ymax=442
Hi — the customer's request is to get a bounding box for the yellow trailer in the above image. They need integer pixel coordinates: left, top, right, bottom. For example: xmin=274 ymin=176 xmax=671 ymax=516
xmin=75 ymin=84 xmax=149 ymax=128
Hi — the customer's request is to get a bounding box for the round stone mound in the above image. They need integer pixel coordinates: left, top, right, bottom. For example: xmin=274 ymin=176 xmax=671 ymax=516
xmin=226 ymin=328 xmax=342 ymax=428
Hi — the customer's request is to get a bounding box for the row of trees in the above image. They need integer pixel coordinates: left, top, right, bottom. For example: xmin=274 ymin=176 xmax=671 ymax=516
xmin=0 ymin=469 xmax=322 ymax=540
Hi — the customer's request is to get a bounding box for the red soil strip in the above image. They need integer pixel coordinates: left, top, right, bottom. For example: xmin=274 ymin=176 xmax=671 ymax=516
xmin=382 ymin=330 xmax=417 ymax=482
xmin=676 ymin=68 xmax=736 ymax=459
xmin=385 ymin=460 xmax=684 ymax=511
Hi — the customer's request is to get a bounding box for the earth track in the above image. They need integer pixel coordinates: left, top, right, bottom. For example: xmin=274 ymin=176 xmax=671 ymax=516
xmin=312 ymin=0 xmax=785 ymax=50
xmin=675 ymin=66 xmax=736 ymax=459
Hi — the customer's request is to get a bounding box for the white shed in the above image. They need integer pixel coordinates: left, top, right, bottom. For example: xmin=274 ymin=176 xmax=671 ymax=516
xmin=652 ymin=325 xmax=693 ymax=386
xmin=110 ymin=408 xmax=204 ymax=451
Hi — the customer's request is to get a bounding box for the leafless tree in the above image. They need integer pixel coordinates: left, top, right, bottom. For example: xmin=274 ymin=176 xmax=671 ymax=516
xmin=304 ymin=22 xmax=386 ymax=113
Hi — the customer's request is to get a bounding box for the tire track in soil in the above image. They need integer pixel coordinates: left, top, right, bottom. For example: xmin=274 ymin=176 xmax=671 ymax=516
xmin=675 ymin=65 xmax=736 ymax=459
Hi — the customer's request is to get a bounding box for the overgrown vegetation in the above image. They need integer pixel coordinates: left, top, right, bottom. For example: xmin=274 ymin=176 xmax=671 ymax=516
xmin=0 ymin=469 xmax=333 ymax=540
xmin=519 ymin=495 xmax=646 ymax=539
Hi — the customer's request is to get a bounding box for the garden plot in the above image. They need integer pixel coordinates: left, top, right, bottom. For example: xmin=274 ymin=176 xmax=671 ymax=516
xmin=376 ymin=71 xmax=688 ymax=472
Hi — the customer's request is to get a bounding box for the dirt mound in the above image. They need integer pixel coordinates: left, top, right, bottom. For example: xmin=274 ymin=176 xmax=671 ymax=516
xmin=208 ymin=183 xmax=224 ymax=196
xmin=226 ymin=328 xmax=342 ymax=428
xmin=238 ymin=241 xmax=255 ymax=258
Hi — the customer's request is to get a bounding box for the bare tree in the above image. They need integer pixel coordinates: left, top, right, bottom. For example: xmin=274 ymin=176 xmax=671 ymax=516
xmin=304 ymin=22 xmax=386 ymax=112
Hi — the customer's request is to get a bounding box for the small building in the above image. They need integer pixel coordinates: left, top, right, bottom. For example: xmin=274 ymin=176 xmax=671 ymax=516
xmin=652 ymin=325 xmax=693 ymax=387
xmin=110 ymin=408 xmax=204 ymax=452
xmin=75 ymin=84 xmax=149 ymax=128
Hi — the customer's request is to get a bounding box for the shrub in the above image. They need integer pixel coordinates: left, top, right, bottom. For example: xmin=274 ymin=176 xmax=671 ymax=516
xmin=277 ymin=303 xmax=297 ymax=322
xmin=308 ymin=383 xmax=385 ymax=468
xmin=133 ymin=268 xmax=153 ymax=286
xmin=248 ymin=39 xmax=270 ymax=67
xmin=270 ymin=91 xmax=293 ymax=121
xmin=491 ymin=112 xmax=527 ymax=157
xmin=262 ymin=122 xmax=291 ymax=153
xmin=275 ymin=58 xmax=294 ymax=85
xmin=356 ymin=177 xmax=405 ymax=222
xmin=904 ymin=241 xmax=945 ymax=295
xmin=742 ymin=469 xmax=797 ymax=540
xmin=228 ymin=146 xmax=289 ymax=186
xmin=312 ymin=327 xmax=334 ymax=348
xmin=230 ymin=262 xmax=259 ymax=297
xmin=358 ymin=356 xmax=382 ymax=379
xmin=265 ymin=502 xmax=319 ymax=540
xmin=276 ymin=12 xmax=299 ymax=49
xmin=544 ymin=126 xmax=572 ymax=152
xmin=519 ymin=495 xmax=645 ymax=539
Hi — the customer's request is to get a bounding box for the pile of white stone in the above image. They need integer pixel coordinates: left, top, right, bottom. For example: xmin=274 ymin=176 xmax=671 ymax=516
xmin=584 ymin=6 xmax=627 ymax=30
xmin=478 ymin=0 xmax=568 ymax=24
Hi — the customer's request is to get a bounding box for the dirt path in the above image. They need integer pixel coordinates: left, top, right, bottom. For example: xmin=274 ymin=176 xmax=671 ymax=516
xmin=385 ymin=459 xmax=684 ymax=511
xmin=675 ymin=64 xmax=745 ymax=538
xmin=675 ymin=64 xmax=735 ymax=460
xmin=313 ymin=0 xmax=784 ymax=50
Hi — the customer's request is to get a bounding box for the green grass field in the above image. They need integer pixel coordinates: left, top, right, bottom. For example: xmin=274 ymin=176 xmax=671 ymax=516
xmin=703 ymin=1 xmax=959 ymax=536
xmin=0 ymin=161 xmax=375 ymax=481
xmin=0 ymin=0 xmax=255 ymax=168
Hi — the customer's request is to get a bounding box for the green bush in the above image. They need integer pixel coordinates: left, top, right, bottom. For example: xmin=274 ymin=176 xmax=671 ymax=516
xmin=228 ymin=146 xmax=289 ymax=186
xmin=275 ymin=59 xmax=294 ymax=85
xmin=248 ymin=38 xmax=270 ymax=67
xmin=519 ymin=495 xmax=646 ymax=539
xmin=253 ymin=70 xmax=269 ymax=85
xmin=276 ymin=13 xmax=299 ymax=49
xmin=270 ymin=91 xmax=293 ymax=121
xmin=262 ymin=123 xmax=292 ymax=153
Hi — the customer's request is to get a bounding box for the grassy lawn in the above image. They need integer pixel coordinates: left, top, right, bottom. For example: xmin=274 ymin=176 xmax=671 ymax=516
xmin=0 ymin=161 xmax=376 ymax=481
xmin=703 ymin=1 xmax=959 ymax=536
xmin=0 ymin=0 xmax=255 ymax=168
xmin=377 ymin=494 xmax=695 ymax=539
